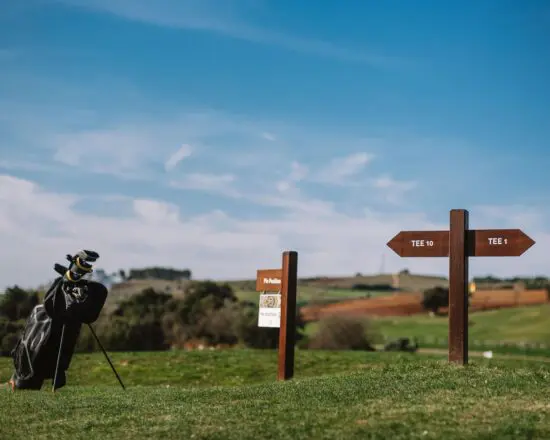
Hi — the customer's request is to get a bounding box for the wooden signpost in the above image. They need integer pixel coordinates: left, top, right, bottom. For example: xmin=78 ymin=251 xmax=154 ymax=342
xmin=256 ymin=251 xmax=298 ymax=380
xmin=387 ymin=209 xmax=535 ymax=365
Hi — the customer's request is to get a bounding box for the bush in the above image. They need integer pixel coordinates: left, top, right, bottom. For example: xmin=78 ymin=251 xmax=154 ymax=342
xmin=234 ymin=303 xmax=280 ymax=349
xmin=0 ymin=286 xmax=39 ymax=321
xmin=308 ymin=316 xmax=376 ymax=351
xmin=112 ymin=287 xmax=172 ymax=320
xmin=0 ymin=317 xmax=26 ymax=356
xmin=422 ymin=286 xmax=449 ymax=313
xmin=232 ymin=303 xmax=307 ymax=349
xmin=193 ymin=302 xmax=242 ymax=346
xmin=87 ymin=315 xmax=168 ymax=352
xmin=84 ymin=281 xmax=306 ymax=352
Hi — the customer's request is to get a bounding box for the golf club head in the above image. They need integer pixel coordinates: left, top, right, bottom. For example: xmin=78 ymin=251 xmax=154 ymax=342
xmin=77 ymin=250 xmax=99 ymax=262
xmin=54 ymin=263 xmax=68 ymax=277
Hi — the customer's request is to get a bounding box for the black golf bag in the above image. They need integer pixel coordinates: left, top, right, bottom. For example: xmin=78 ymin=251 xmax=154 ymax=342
xmin=9 ymin=250 xmax=108 ymax=390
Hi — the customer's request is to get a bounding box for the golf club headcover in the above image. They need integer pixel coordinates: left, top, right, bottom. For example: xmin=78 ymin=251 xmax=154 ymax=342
xmin=60 ymin=250 xmax=99 ymax=283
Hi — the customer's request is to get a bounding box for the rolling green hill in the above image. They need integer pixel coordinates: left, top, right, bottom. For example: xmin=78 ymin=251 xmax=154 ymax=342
xmin=305 ymin=304 xmax=550 ymax=350
xmin=372 ymin=303 xmax=550 ymax=344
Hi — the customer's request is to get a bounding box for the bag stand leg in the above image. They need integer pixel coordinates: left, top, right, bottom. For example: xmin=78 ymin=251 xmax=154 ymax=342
xmin=50 ymin=323 xmax=125 ymax=392
xmin=88 ymin=324 xmax=125 ymax=390
xmin=52 ymin=324 xmax=66 ymax=393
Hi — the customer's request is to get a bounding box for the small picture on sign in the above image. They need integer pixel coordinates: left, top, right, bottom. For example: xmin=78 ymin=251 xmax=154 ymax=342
xmin=258 ymin=293 xmax=281 ymax=328
xmin=259 ymin=294 xmax=281 ymax=308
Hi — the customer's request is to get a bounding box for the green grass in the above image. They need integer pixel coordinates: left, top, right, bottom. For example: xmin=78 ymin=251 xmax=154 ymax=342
xmin=304 ymin=304 xmax=550 ymax=343
xmin=303 ymin=304 xmax=550 ymax=357
xmin=1 ymin=350 xmax=550 ymax=439
xmin=371 ymin=304 xmax=550 ymax=343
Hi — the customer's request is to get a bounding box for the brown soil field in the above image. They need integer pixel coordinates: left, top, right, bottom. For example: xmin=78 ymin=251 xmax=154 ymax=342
xmin=300 ymin=289 xmax=549 ymax=321
xmin=469 ymin=288 xmax=547 ymax=311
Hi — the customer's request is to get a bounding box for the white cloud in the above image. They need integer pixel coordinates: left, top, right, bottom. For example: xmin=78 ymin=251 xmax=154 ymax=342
xmin=276 ymin=161 xmax=308 ymax=193
xmin=313 ymin=152 xmax=375 ymax=185
xmin=56 ymin=0 xmax=403 ymax=67
xmin=169 ymin=173 xmax=240 ymax=197
xmin=18 ymin=110 xmax=291 ymax=180
xmin=52 ymin=128 xmax=158 ymax=178
xmin=1 ymin=173 xmax=548 ymax=291
xmin=261 ymin=132 xmax=276 ymax=141
xmin=372 ymin=175 xmax=417 ymax=205
xmin=164 ymin=144 xmax=193 ymax=171
xmin=471 ymin=205 xmax=546 ymax=231
xmin=133 ymin=199 xmax=180 ymax=224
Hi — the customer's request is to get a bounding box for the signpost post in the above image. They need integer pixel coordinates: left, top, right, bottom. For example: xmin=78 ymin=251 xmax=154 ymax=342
xmin=256 ymin=250 xmax=298 ymax=380
xmin=387 ymin=209 xmax=535 ymax=365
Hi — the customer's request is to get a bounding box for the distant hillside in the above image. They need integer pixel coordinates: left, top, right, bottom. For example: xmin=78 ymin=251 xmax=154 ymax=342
xmin=300 ymin=272 xmax=448 ymax=292
xmin=101 ymin=271 xmax=450 ymax=310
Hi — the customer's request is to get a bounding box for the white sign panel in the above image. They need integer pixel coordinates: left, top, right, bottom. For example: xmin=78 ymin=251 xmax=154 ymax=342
xmin=258 ymin=294 xmax=281 ymax=328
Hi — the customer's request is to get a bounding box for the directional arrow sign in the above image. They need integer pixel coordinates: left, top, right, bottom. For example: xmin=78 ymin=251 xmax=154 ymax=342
xmin=386 ymin=209 xmax=536 ymax=367
xmin=468 ymin=229 xmax=535 ymax=257
xmin=386 ymin=230 xmax=450 ymax=257
xmin=387 ymin=229 xmax=536 ymax=258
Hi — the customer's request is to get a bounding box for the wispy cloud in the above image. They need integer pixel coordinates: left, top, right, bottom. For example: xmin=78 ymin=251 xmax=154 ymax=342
xmin=52 ymin=128 xmax=159 ymax=179
xmin=56 ymin=0 xmax=404 ymax=67
xmin=313 ymin=152 xmax=375 ymax=185
xmin=276 ymin=161 xmax=308 ymax=193
xmin=261 ymin=132 xmax=276 ymax=141
xmin=372 ymin=175 xmax=417 ymax=205
xmin=170 ymin=173 xmax=241 ymax=197
xmin=472 ymin=204 xmax=546 ymax=231
xmin=0 ymin=159 xmax=60 ymax=174
xmin=133 ymin=199 xmax=180 ymax=224
xmin=164 ymin=144 xmax=193 ymax=171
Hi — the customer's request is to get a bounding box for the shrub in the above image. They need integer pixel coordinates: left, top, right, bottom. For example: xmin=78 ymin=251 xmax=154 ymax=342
xmin=0 ymin=317 xmax=26 ymax=356
xmin=234 ymin=303 xmax=280 ymax=349
xmin=0 ymin=286 xmax=39 ymax=321
xmin=421 ymin=286 xmax=449 ymax=313
xmin=308 ymin=316 xmax=376 ymax=351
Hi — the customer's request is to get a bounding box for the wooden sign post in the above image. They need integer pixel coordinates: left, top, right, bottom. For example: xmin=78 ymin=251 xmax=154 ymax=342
xmin=387 ymin=209 xmax=535 ymax=365
xmin=256 ymin=250 xmax=298 ymax=380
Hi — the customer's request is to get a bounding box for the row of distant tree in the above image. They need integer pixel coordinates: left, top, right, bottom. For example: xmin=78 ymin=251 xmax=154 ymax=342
xmin=95 ymin=266 xmax=550 ymax=289
xmin=92 ymin=267 xmax=193 ymax=283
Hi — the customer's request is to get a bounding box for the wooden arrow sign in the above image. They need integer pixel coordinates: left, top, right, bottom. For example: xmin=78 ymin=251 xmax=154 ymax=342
xmin=387 ymin=210 xmax=536 ymax=368
xmin=387 ymin=229 xmax=536 ymax=258
xmin=386 ymin=230 xmax=450 ymax=257
xmin=468 ymin=229 xmax=535 ymax=257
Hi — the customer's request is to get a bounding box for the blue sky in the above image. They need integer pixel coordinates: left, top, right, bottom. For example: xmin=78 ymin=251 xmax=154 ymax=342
xmin=1 ymin=0 xmax=549 ymax=288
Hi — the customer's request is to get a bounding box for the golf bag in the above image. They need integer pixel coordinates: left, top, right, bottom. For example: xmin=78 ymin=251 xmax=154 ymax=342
xmin=9 ymin=250 xmax=108 ymax=390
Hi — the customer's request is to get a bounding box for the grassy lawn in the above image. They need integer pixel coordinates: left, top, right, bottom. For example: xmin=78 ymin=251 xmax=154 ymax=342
xmin=1 ymin=350 xmax=550 ymax=439
xmin=302 ymin=304 xmax=550 ymax=358
xmin=305 ymin=304 xmax=550 ymax=342
xmin=371 ymin=304 xmax=550 ymax=343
